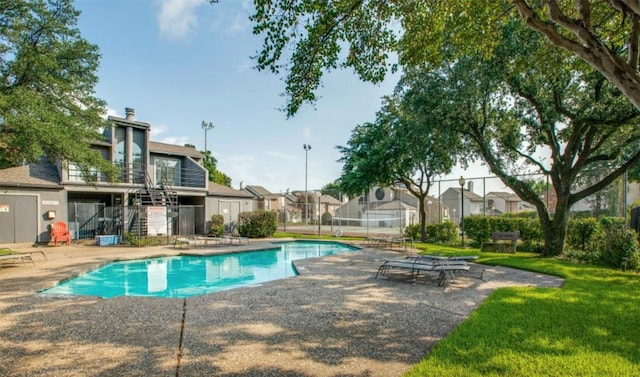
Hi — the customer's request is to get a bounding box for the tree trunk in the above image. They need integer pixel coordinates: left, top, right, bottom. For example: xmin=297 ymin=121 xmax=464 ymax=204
xmin=418 ymin=200 xmax=427 ymax=242
xmin=540 ymin=193 xmax=571 ymax=256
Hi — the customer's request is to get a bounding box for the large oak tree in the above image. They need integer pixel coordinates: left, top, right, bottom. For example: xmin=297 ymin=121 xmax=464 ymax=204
xmin=0 ymin=0 xmax=114 ymax=177
xmin=402 ymin=24 xmax=640 ymax=255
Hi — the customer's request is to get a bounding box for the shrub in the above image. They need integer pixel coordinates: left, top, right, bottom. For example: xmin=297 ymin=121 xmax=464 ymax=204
xmin=404 ymin=224 xmax=420 ymax=240
xmin=463 ymin=215 xmax=543 ymax=249
xmin=462 ymin=216 xmax=492 ymax=246
xmin=501 ymin=211 xmax=538 ymax=219
xmin=238 ymin=210 xmax=277 ymax=238
xmin=405 ymin=221 xmax=458 ymax=244
xmin=321 ymin=212 xmax=333 ymax=225
xmin=566 ymin=218 xmax=600 ymax=252
xmin=122 ymin=233 xmax=166 ymax=247
xmin=593 ymin=217 xmax=639 ymax=269
xmin=517 ymin=218 xmax=543 ymax=250
xmin=123 ymin=231 xmax=141 ymax=247
xmin=428 ymin=221 xmax=458 ymax=244
xmin=208 ymin=214 xmax=225 ymax=237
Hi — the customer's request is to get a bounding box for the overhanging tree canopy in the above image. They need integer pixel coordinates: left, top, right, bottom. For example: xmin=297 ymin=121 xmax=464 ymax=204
xmin=0 ymin=0 xmax=113 ymax=178
xmin=246 ymin=1 xmax=640 ymax=116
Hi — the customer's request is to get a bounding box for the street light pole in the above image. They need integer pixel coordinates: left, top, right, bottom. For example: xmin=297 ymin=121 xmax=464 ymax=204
xmin=317 ymin=191 xmax=321 ymax=235
xmin=459 ymin=176 xmax=466 ymax=248
xmin=201 ymin=121 xmax=214 ymax=156
xmin=303 ymin=144 xmax=311 ymax=226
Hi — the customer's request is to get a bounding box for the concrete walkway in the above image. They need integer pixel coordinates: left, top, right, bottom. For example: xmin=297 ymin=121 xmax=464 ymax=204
xmin=0 ymin=241 xmax=564 ymax=377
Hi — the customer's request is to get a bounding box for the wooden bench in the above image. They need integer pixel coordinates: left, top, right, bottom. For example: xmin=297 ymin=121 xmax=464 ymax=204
xmin=481 ymin=231 xmax=520 ymax=253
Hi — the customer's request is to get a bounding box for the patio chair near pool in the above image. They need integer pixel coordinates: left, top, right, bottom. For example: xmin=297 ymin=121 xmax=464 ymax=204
xmin=50 ymin=221 xmax=71 ymax=246
xmin=0 ymin=248 xmax=38 ymax=270
xmin=222 ymin=221 xmax=249 ymax=245
xmin=195 ymin=235 xmax=228 ymax=247
xmin=375 ymin=255 xmax=470 ymax=286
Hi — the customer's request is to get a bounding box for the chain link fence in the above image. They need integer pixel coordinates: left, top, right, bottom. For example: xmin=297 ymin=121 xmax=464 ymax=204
xmin=281 ymin=172 xmax=633 ymax=237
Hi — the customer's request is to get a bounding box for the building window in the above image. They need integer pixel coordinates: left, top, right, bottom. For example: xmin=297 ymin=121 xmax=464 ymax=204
xmin=132 ymin=129 xmax=145 ymax=184
xmin=115 ymin=127 xmax=126 ymax=164
xmin=155 ymin=157 xmax=181 ymax=186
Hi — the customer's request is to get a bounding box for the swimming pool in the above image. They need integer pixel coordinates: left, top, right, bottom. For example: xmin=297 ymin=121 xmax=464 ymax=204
xmin=40 ymin=241 xmax=359 ymax=299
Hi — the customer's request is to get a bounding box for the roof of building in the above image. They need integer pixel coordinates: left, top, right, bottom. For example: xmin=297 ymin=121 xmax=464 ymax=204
xmin=447 ymin=187 xmax=484 ymax=201
xmin=487 ymin=191 xmax=521 ymax=201
xmin=108 ymin=115 xmax=151 ymax=129
xmin=320 ymin=194 xmax=342 ymax=205
xmin=149 ymin=141 xmax=203 ymax=158
xmin=207 ymin=182 xmax=254 ymax=198
xmin=369 ymin=201 xmax=415 ymax=211
xmin=90 ymin=139 xmax=112 ymax=147
xmin=0 ymin=161 xmax=61 ymax=188
xmin=245 ymin=185 xmax=272 ymax=197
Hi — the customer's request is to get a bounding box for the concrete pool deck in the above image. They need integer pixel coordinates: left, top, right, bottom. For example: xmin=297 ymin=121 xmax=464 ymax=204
xmin=0 ymin=240 xmax=564 ymax=376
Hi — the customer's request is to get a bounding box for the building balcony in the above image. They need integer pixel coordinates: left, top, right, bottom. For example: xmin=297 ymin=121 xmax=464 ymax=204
xmin=65 ymin=161 xmax=208 ymax=190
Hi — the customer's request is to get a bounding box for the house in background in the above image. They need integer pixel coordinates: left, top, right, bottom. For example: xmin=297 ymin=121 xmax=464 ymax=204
xmin=245 ymin=184 xmax=293 ymax=212
xmin=319 ymin=194 xmax=343 ymax=223
xmin=397 ymin=191 xmax=448 ymax=224
xmin=333 ymin=186 xmax=448 ymax=229
xmin=439 ymin=183 xmax=484 ymax=225
xmin=206 ymin=182 xmax=255 ymax=230
xmin=485 ymin=191 xmax=525 ymax=215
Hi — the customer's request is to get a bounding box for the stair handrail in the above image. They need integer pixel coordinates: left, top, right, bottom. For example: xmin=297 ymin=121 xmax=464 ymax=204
xmin=144 ymin=169 xmax=159 ymax=206
xmin=160 ymin=169 xmax=177 ymax=209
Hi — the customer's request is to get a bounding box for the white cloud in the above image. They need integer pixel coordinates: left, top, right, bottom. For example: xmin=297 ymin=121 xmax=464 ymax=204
xmin=227 ymin=12 xmax=250 ymax=36
xmin=100 ymin=107 xmax=120 ymax=119
xmin=160 ymin=135 xmax=191 ymax=146
xmin=106 ymin=107 xmax=120 ymax=117
xmin=157 ymin=0 xmax=204 ymax=40
xmin=150 ymin=123 xmax=168 ymax=137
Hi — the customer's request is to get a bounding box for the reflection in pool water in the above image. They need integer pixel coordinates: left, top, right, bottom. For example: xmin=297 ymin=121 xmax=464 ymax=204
xmin=41 ymin=241 xmax=358 ymax=299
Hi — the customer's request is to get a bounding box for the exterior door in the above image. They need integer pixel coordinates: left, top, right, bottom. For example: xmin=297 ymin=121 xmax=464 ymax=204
xmin=0 ymin=195 xmax=38 ymax=243
xmin=219 ymin=201 xmax=241 ymax=224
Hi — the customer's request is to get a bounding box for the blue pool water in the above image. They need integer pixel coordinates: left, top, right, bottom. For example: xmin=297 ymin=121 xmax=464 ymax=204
xmin=41 ymin=241 xmax=358 ymax=299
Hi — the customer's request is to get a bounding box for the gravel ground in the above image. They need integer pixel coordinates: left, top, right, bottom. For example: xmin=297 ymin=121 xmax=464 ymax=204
xmin=0 ymin=241 xmax=564 ymax=377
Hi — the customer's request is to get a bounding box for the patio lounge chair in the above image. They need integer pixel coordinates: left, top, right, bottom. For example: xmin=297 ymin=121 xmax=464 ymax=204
xmin=174 ymin=238 xmax=198 ymax=249
xmin=0 ymin=248 xmax=47 ymax=261
xmin=0 ymin=249 xmax=36 ymax=270
xmin=195 ymin=235 xmax=228 ymax=247
xmin=375 ymin=255 xmax=470 ymax=286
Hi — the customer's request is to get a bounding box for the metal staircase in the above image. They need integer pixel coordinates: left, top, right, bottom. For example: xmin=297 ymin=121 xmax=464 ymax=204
xmin=126 ymin=170 xmax=178 ymax=236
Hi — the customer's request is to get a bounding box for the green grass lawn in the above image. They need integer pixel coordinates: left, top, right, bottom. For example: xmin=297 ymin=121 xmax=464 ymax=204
xmin=404 ymin=243 xmax=640 ymax=377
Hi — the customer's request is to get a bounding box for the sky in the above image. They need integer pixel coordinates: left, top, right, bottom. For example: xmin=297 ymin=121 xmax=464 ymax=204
xmin=74 ymin=0 xmax=494 ymax=195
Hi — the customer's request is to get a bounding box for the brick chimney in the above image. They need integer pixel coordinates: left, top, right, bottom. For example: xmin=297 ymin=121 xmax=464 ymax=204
xmin=125 ymin=107 xmax=135 ymax=120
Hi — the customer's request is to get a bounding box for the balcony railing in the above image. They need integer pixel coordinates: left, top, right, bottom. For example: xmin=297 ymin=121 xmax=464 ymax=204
xmin=66 ymin=161 xmax=207 ymax=189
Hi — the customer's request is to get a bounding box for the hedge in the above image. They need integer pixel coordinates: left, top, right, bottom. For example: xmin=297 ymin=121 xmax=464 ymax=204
xmin=237 ymin=210 xmax=277 ymax=238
